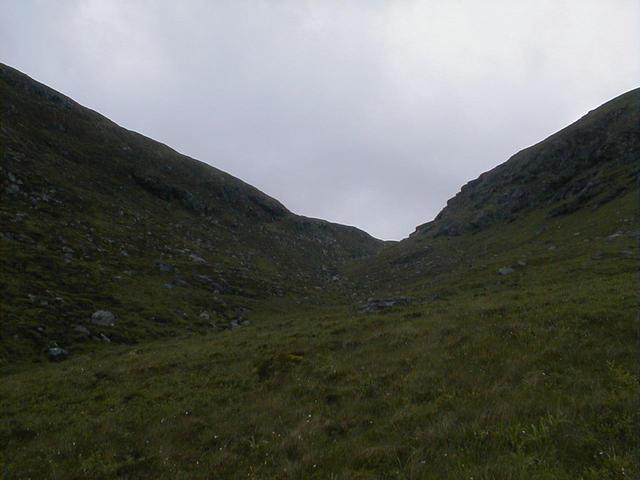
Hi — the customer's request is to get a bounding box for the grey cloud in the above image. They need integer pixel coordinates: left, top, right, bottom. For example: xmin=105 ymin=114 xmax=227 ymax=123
xmin=1 ymin=0 xmax=638 ymax=239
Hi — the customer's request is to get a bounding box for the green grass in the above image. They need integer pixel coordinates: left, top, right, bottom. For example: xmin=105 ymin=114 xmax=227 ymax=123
xmin=1 ymin=279 xmax=637 ymax=478
xmin=2 ymin=192 xmax=637 ymax=478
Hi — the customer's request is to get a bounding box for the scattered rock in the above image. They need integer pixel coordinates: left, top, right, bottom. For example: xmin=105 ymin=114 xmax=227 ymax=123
xmin=229 ymin=318 xmax=250 ymax=330
xmin=359 ymin=297 xmax=413 ymax=313
xmin=498 ymin=267 xmax=515 ymax=276
xmin=48 ymin=346 xmax=68 ymax=362
xmin=194 ymin=275 xmax=227 ymax=293
xmin=607 ymin=231 xmax=624 ymax=241
xmin=154 ymin=261 xmax=175 ymax=272
xmin=173 ymin=278 xmax=188 ymax=287
xmin=6 ymin=183 xmax=21 ymax=194
xmin=228 ymin=309 xmax=250 ymax=330
xmin=199 ymin=311 xmax=211 ymax=321
xmin=189 ymin=253 xmax=207 ymax=264
xmin=91 ymin=310 xmax=116 ymax=326
xmin=73 ymin=325 xmax=91 ymax=336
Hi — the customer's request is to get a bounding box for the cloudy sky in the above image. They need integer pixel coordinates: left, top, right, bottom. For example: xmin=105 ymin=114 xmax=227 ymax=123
xmin=1 ymin=1 xmax=638 ymax=239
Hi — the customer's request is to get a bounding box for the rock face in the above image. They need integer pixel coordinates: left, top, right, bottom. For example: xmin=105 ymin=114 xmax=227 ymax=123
xmin=91 ymin=310 xmax=116 ymax=327
xmin=411 ymin=88 xmax=640 ymax=238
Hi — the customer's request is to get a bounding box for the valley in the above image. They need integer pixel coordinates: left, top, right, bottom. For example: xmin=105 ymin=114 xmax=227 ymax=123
xmin=1 ymin=64 xmax=638 ymax=479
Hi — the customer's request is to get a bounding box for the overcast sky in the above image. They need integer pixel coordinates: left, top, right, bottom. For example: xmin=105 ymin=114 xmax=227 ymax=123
xmin=1 ymin=1 xmax=638 ymax=239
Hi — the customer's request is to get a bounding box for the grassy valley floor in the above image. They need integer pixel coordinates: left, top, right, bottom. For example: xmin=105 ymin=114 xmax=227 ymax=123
xmin=2 ymin=194 xmax=638 ymax=479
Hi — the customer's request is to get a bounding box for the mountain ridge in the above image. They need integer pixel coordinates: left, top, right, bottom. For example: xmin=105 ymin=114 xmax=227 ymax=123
xmin=411 ymin=87 xmax=639 ymax=238
xmin=1 ymin=62 xmax=379 ymax=233
xmin=0 ymin=62 xmax=383 ymax=361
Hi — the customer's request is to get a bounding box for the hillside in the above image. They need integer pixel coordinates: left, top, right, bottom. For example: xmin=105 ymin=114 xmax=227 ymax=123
xmin=345 ymin=88 xmax=639 ymax=296
xmin=1 ymin=66 xmax=638 ymax=479
xmin=415 ymin=89 xmax=639 ymax=238
xmin=0 ymin=63 xmax=383 ymax=362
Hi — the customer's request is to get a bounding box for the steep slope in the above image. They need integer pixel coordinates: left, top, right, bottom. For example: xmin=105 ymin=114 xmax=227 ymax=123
xmin=0 ymin=63 xmax=383 ymax=362
xmin=414 ymin=88 xmax=639 ymax=238
xmin=346 ymin=89 xmax=639 ymax=295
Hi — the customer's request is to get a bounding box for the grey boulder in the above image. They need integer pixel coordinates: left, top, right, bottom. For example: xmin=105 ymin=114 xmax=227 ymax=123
xmin=91 ymin=310 xmax=116 ymax=326
xmin=73 ymin=325 xmax=91 ymax=335
xmin=48 ymin=346 xmax=68 ymax=361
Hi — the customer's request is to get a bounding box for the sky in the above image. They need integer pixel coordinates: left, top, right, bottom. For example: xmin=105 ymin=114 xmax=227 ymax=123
xmin=1 ymin=1 xmax=638 ymax=240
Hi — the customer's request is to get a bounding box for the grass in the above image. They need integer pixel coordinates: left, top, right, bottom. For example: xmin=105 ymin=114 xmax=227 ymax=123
xmin=1 ymin=282 xmax=637 ymax=478
xmin=1 ymin=192 xmax=637 ymax=479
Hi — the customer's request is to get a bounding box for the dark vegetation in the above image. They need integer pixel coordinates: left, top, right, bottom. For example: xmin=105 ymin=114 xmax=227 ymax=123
xmin=1 ymin=63 xmax=638 ymax=478
xmin=0 ymin=63 xmax=382 ymax=362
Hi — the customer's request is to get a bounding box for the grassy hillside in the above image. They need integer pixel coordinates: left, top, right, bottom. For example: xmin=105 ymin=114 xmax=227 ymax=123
xmin=344 ymin=89 xmax=639 ymax=299
xmin=1 ymin=192 xmax=637 ymax=479
xmin=411 ymin=88 xmax=639 ymax=238
xmin=1 ymin=65 xmax=638 ymax=479
xmin=0 ymin=63 xmax=383 ymax=363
